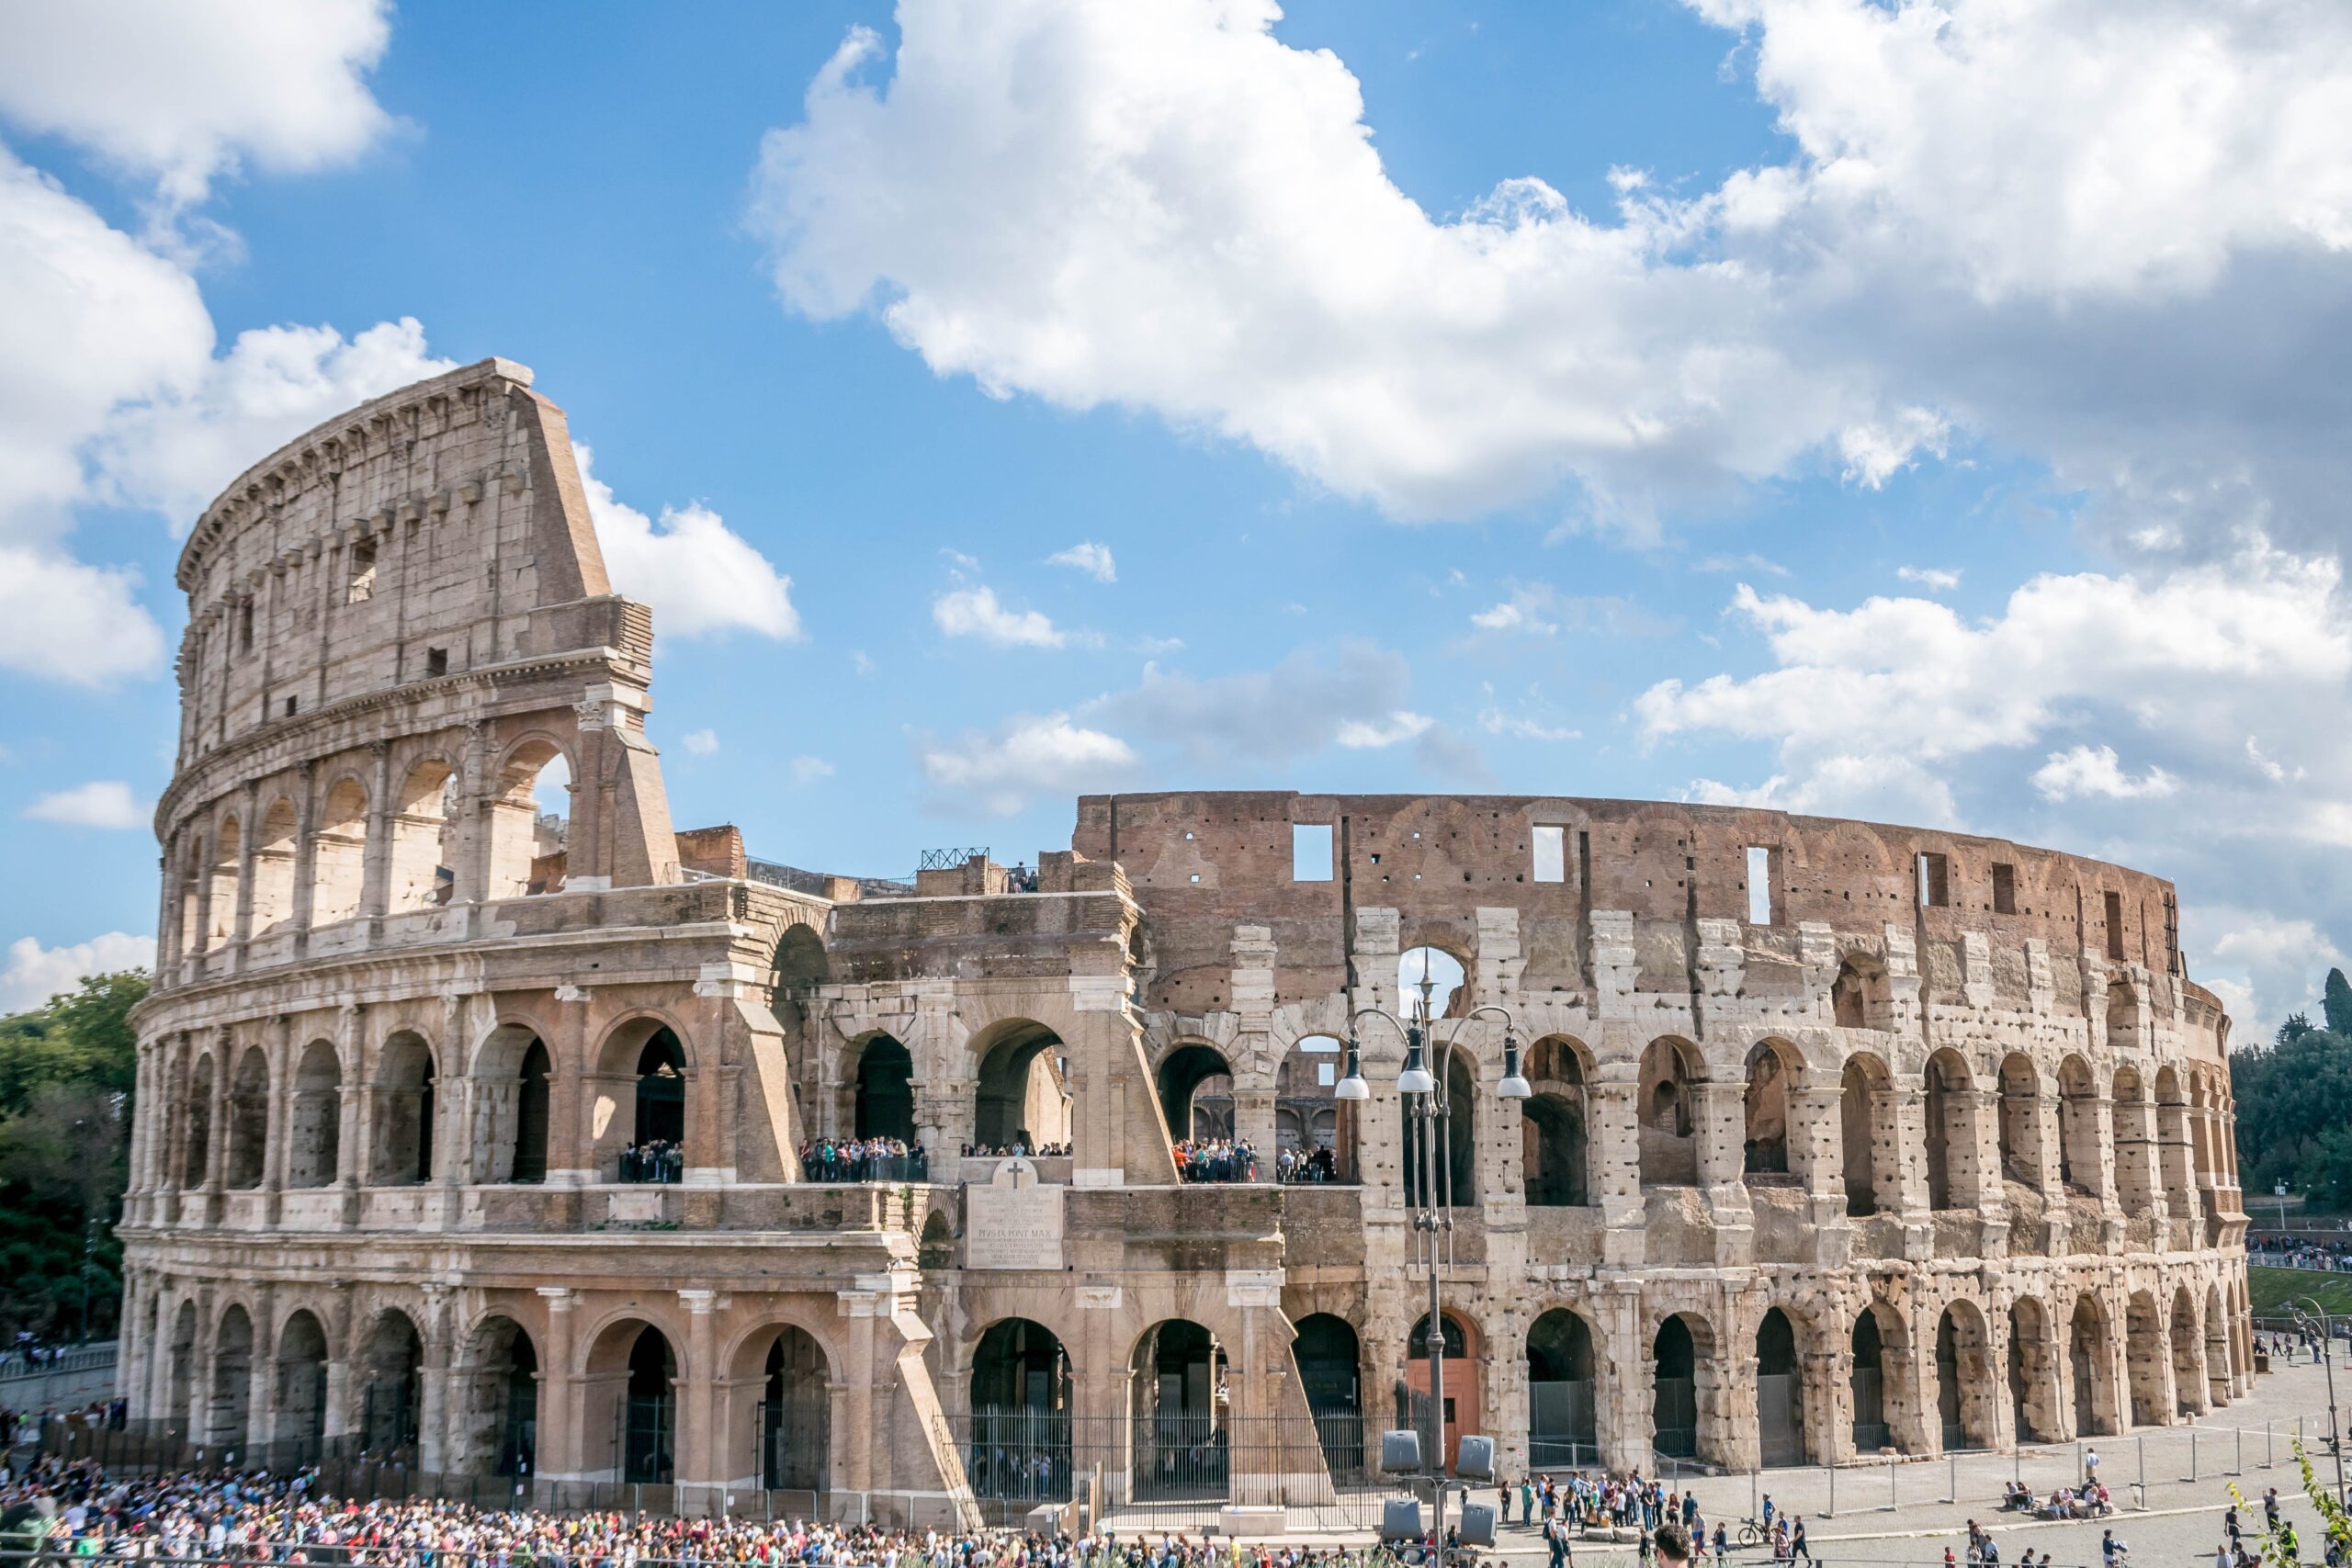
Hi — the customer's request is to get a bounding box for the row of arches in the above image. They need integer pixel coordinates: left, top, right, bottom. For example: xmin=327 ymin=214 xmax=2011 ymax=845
xmin=169 ymin=739 xmax=571 ymax=964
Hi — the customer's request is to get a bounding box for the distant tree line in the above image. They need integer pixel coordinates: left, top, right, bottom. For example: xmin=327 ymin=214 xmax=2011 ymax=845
xmin=0 ymin=969 xmax=144 ymax=1343
xmin=2233 ymin=965 xmax=2352 ymax=1209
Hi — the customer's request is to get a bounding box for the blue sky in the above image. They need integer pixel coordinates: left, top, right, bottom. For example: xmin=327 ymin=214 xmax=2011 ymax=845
xmin=4 ymin=0 xmax=2350 ymax=1035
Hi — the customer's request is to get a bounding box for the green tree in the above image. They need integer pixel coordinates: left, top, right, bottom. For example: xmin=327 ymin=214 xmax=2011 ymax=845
xmin=2328 ymin=967 xmax=2352 ymax=1037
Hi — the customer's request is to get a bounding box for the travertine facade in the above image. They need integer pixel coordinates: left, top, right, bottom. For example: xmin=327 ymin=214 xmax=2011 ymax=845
xmin=119 ymin=360 xmax=2252 ymax=1522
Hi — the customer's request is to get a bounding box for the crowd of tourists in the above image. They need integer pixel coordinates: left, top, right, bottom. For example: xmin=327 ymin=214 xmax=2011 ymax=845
xmin=1172 ymin=1140 xmax=1258 ymax=1184
xmin=798 ymin=1138 xmax=929 ymax=1183
xmin=617 ymin=1141 xmax=684 ymax=1185
xmin=2250 ymin=1231 xmax=2352 ymax=1271
xmin=1498 ymin=1471 xmax=1819 ymax=1565
xmin=1272 ymin=1147 xmax=1340 ymax=1184
xmin=959 ymin=1143 xmax=1072 ymax=1160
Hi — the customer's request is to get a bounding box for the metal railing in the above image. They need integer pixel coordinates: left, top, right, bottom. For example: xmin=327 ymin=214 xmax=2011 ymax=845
xmin=917 ymin=847 xmax=989 ymax=872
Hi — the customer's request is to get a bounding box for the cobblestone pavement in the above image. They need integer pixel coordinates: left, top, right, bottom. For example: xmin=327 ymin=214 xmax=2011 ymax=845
xmin=1479 ymin=1359 xmax=2351 ymax=1567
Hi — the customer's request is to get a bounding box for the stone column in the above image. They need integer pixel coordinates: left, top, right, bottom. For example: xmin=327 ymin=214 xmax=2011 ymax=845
xmin=1589 ymin=1072 xmax=1644 ymax=1267
xmin=417 ymin=1286 xmax=453 ymax=1474
xmin=535 ymin=1288 xmax=579 ymax=1489
xmin=243 ymin=1282 xmax=277 ymax=1459
xmin=359 ymin=739 xmax=395 ymax=921
xmin=1693 ymin=1081 xmax=1754 ymax=1265
xmin=1804 ymin=1347 xmax=1852 ymax=1465
xmin=678 ymin=1289 xmax=718 ymax=1509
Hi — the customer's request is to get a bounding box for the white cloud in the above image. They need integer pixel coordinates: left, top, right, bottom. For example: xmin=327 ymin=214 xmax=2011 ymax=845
xmin=23 ymin=779 xmax=148 ymax=829
xmin=1335 ymin=711 xmax=1434 ymax=749
xmin=919 ymin=712 xmax=1138 ymax=816
xmin=932 ymin=584 xmax=1066 ymax=649
xmin=0 ymin=931 xmax=154 ymax=1013
xmin=1471 ymin=596 xmax=1555 ymax=636
xmin=0 ymin=0 xmax=395 ymax=210
xmin=2030 ymin=744 xmax=2178 ymax=803
xmin=1046 ymin=540 xmax=1116 ymax=582
xmin=680 ymin=728 xmax=718 ymax=757
xmin=574 ymin=445 xmax=802 ymax=640
xmin=792 ymin=755 xmax=835 ymax=784
xmin=1838 ymin=407 xmax=1950 ymax=489
xmin=1896 ymin=566 xmax=1962 ymax=592
xmin=1465 ymin=583 xmax=1678 ymax=640
xmin=2187 ymin=906 xmax=2348 ymax=1045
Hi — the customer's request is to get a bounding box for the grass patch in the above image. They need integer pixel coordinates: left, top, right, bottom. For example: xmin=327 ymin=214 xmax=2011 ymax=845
xmin=2247 ymin=1264 xmax=2352 ymax=1320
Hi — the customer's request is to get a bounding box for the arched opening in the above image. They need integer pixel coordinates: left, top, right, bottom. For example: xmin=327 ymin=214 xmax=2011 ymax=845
xmin=1158 ymin=1043 xmax=1234 ymax=1143
xmin=287 ymin=1041 xmax=341 ymax=1188
xmin=388 ymin=758 xmax=459 ymax=911
xmin=209 ymin=1304 xmax=254 ymax=1450
xmin=371 ymin=1032 xmax=437 ymax=1184
xmin=1744 ymin=1040 xmax=1797 ymax=1177
xmin=623 ymin=1325 xmax=676 ymax=1483
xmin=1399 ymin=945 xmax=1467 ymax=1020
xmin=223 ymin=1047 xmax=268 ymax=1190
xmin=1936 ymin=1303 xmax=1994 ymax=1450
xmin=514 ymin=1040 xmax=551 ymax=1182
xmin=973 ymin=1021 xmax=1070 ymax=1153
xmin=487 ymin=740 xmax=570 ymax=899
xmin=310 ymin=780 xmax=368 ymax=926
xmin=853 ymin=1035 xmax=916 ymax=1142
xmin=1638 ymin=1038 xmax=1701 ymax=1187
xmin=1831 ymin=956 xmax=1889 ymax=1030
xmin=760 ymin=1327 xmax=831 ymax=1494
xmin=1521 ymin=1036 xmax=1590 ymax=1206
xmin=453 ymin=1317 xmax=537 ymax=1478
xmin=1279 ymin=1035 xmax=1346 ymax=1179
xmin=182 ymin=1055 xmax=215 ymax=1185
xmin=206 ymin=816 xmax=242 ymax=951
xmin=358 ymin=1309 xmax=423 ymax=1457
xmin=251 ymin=798 xmax=299 ymax=934
xmin=1132 ymin=1320 xmax=1227 ymax=1499
xmin=1757 ymin=1306 xmax=1806 ymax=1466
xmin=274 ymin=1309 xmax=330 ymax=1462
xmin=1408 ymin=1312 xmax=1480 ymax=1470
xmin=628 ymin=1028 xmax=687 ymax=1181
xmin=2008 ymin=1296 xmax=2053 ymax=1443
xmin=2170 ymin=1288 xmax=2203 ymax=1417
xmin=2124 ymin=1291 xmax=2167 ymax=1427
xmin=2070 ymin=1294 xmax=2113 ymax=1435
xmin=773 ymin=923 xmax=830 ymax=992
xmin=1402 ymin=1049 xmax=1476 ymax=1206
xmin=1295 ymin=1314 xmax=1363 ymax=1477
xmin=1840 ymin=1054 xmax=1897 ymax=1216
xmin=2058 ymin=1055 xmax=2101 ymax=1195
xmin=1527 ymin=1308 xmax=1598 ymax=1467
xmin=970 ymin=1318 xmax=1071 ymax=1507
xmin=1997 ymin=1054 xmax=2041 ymax=1188
xmin=1851 ymin=1308 xmax=1892 ymax=1451
xmin=1924 ymin=1049 xmax=1977 ymax=1212
xmin=1651 ymin=1314 xmax=1701 ymax=1460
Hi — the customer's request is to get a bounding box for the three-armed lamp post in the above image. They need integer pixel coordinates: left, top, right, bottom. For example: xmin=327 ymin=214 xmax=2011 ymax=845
xmin=1336 ymin=954 xmax=1529 ymax=1561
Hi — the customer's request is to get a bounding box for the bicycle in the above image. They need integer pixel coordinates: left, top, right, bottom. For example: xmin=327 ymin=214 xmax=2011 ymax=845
xmin=1735 ymin=1517 xmax=1768 ymax=1550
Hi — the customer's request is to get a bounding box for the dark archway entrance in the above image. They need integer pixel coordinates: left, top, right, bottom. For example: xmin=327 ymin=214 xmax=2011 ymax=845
xmin=513 ymin=1040 xmax=551 ymax=1183
xmin=761 ymin=1328 xmax=830 ymax=1494
xmin=1295 ymin=1314 xmax=1363 ymax=1479
xmin=854 ymin=1036 xmax=916 ymax=1142
xmin=1851 ymin=1310 xmax=1890 ymax=1451
xmin=969 ymin=1318 xmax=1071 ymax=1515
xmin=624 ymin=1325 xmax=675 ymax=1483
xmin=1527 ymin=1309 xmax=1597 ymax=1467
xmin=1758 ymin=1307 xmax=1806 ymax=1466
xmin=1132 ymin=1320 xmax=1227 ymax=1500
xmin=1402 ymin=1052 xmax=1476 ymax=1206
xmin=1158 ymin=1043 xmax=1234 ymax=1142
xmin=634 ymin=1030 xmax=686 ymax=1147
xmin=1652 ymin=1315 xmax=1700 ymax=1460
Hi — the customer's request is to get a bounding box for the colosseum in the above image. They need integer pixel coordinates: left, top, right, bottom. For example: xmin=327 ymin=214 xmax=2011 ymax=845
xmin=119 ymin=356 xmax=2252 ymax=1526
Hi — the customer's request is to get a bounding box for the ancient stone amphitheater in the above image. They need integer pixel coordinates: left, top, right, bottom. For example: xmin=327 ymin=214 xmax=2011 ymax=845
xmin=118 ymin=358 xmax=2251 ymax=1525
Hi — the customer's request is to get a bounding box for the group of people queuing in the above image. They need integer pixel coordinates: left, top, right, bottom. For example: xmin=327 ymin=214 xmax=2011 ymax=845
xmin=1501 ymin=1470 xmax=1817 ymax=1566
xmin=616 ymin=1141 xmax=684 ymax=1185
xmin=2249 ymin=1232 xmax=2352 ymax=1271
xmin=1172 ymin=1140 xmax=1257 ymax=1184
xmin=959 ymin=1143 xmax=1070 ymax=1159
xmin=1273 ymin=1146 xmax=1340 ymax=1184
xmin=797 ymin=1138 xmax=928 ymax=1183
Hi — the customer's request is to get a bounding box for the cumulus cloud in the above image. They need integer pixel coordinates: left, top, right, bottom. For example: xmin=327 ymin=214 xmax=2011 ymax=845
xmin=1466 ymin=584 xmax=1679 ymax=640
xmin=0 ymin=931 xmax=154 ymax=1012
xmin=1046 ymin=540 xmax=1116 ymax=582
xmin=932 ymin=584 xmax=1066 ymax=648
xmin=1896 ymin=566 xmax=1962 ymax=592
xmin=918 ymin=712 xmax=1139 ymax=816
xmin=0 ymin=0 xmax=395 ymax=211
xmin=2186 ymin=906 xmax=2348 ymax=1044
xmin=23 ymin=780 xmax=149 ymax=829
xmin=574 ymin=445 xmax=802 ymax=640
xmin=2030 ymin=744 xmax=2179 ymax=803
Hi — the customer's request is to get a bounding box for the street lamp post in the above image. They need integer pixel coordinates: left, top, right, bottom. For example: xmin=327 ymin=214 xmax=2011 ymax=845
xmin=2291 ymin=1296 xmax=2348 ymax=1507
xmin=1336 ymin=961 xmax=1529 ymax=1562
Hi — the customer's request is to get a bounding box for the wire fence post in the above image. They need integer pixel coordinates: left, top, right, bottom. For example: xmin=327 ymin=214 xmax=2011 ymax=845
xmin=1826 ymin=1460 xmax=1836 ymax=1518
xmin=1887 ymin=1455 xmax=1897 ymax=1513
xmin=1947 ymin=1452 xmax=1956 ymax=1505
xmin=2138 ymin=1436 xmax=2146 ymax=1506
xmin=2191 ymin=1427 xmax=2199 ymax=1483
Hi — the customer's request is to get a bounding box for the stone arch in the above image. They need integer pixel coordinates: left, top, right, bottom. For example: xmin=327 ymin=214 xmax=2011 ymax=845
xmin=273 ymin=1308 xmax=331 ymax=1461
xmin=1399 ymin=943 xmax=1469 ymax=1020
xmin=2057 ymin=1055 xmax=2102 ymax=1195
xmin=1840 ymin=1051 xmax=1899 ymax=1216
xmin=310 ymin=777 xmax=368 ymax=926
xmin=223 ymin=1044 xmax=269 ymax=1190
xmin=591 ymin=1015 xmax=692 ymax=1179
xmin=1934 ymin=1300 xmax=1997 ymax=1450
xmin=1832 ymin=953 xmax=1893 ymax=1030
xmin=968 ymin=1316 xmax=1072 ymax=1506
xmin=1744 ymin=1038 xmax=1801 ymax=1178
xmin=388 ymin=754 xmax=460 ymax=912
xmin=773 ymin=922 xmax=830 ymax=992
xmin=182 ymin=1052 xmax=216 ymax=1186
xmin=1403 ymin=1045 xmax=1477 ymax=1206
xmin=1527 ymin=1307 xmax=1600 ymax=1465
xmin=2170 ymin=1285 xmax=2206 ymax=1417
xmin=287 ymin=1039 xmax=342 ymax=1188
xmin=582 ymin=1316 xmax=677 ymax=1483
xmin=848 ymin=1032 xmax=917 ymax=1143
xmin=471 ymin=1022 xmax=552 ymax=1184
xmin=370 ymin=1031 xmax=438 ymax=1184
xmin=2069 ymin=1292 xmax=2119 ymax=1435
xmin=1132 ymin=1318 xmax=1228 ymax=1497
xmin=206 ymin=814 xmax=242 ymax=950
xmin=209 ymin=1302 xmax=255 ymax=1450
xmin=2007 ymin=1294 xmax=2058 ymax=1443
xmin=250 ymin=795 xmax=300 ymax=934
xmin=357 ymin=1307 xmax=424 ymax=1455
xmin=1638 ymin=1036 xmax=1702 ymax=1187
xmin=1849 ymin=1301 xmax=1905 ymax=1453
xmin=970 ymin=1018 xmax=1070 ymax=1153
xmin=1522 ymin=1035 xmax=1592 ymax=1206
xmin=1756 ymin=1305 xmax=1808 ymax=1466
xmin=745 ymin=1325 xmax=831 ymax=1494
xmin=487 ymin=735 xmax=571 ymax=899
xmin=1996 ymin=1053 xmax=2041 ymax=1187
xmin=1650 ymin=1311 xmax=1716 ymax=1462
xmin=1923 ymin=1047 xmax=1980 ymax=1212
xmin=1158 ymin=1041 xmax=1234 ymax=1143
xmin=450 ymin=1314 xmax=537 ymax=1478
xmin=1294 ymin=1313 xmax=1364 ymax=1477
xmin=2124 ymin=1289 xmax=2168 ymax=1427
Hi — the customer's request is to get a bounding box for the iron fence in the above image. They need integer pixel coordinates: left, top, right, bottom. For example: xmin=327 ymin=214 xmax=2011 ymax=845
xmin=917 ymin=847 xmax=989 ymax=872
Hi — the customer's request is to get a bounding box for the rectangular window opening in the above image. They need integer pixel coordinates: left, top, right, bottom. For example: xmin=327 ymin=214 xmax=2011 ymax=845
xmin=1917 ymin=851 xmax=1951 ymax=908
xmin=238 ymin=601 xmax=254 ymax=655
xmin=1532 ymin=824 xmax=1566 ymax=884
xmin=424 ymin=646 xmax=448 ymax=678
xmin=282 ymin=696 xmax=298 ymax=717
xmin=346 ymin=539 xmax=378 ymax=604
xmin=1746 ymin=845 xmax=1772 ymax=924
xmin=1291 ymin=822 xmax=1334 ymax=882
xmin=1317 ymin=1062 xmax=1336 ymax=1087
xmin=2104 ymin=890 xmax=2125 ymax=960
xmin=1992 ymin=863 xmax=2017 ymax=915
